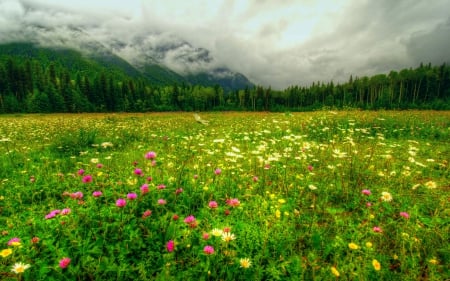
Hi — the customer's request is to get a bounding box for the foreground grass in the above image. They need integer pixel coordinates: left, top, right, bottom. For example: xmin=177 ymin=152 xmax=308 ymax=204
xmin=0 ymin=111 xmax=449 ymax=280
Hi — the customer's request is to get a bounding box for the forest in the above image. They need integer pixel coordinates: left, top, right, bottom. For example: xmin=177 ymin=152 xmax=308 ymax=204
xmin=1 ymin=50 xmax=449 ymax=113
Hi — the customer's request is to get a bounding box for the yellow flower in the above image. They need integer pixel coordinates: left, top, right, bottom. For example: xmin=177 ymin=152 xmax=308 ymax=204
xmin=11 ymin=262 xmax=30 ymax=274
xmin=424 ymin=181 xmax=437 ymax=189
xmin=429 ymin=258 xmax=439 ymax=265
xmin=127 ymin=178 xmax=137 ymax=186
xmin=100 ymin=142 xmax=113 ymax=148
xmin=221 ymin=232 xmax=236 ymax=242
xmin=9 ymin=242 xmax=21 ymax=247
xmin=330 ymin=266 xmax=340 ymax=277
xmin=211 ymin=228 xmax=223 ymax=237
xmin=348 ymin=243 xmax=359 ymax=250
xmin=239 ymin=258 xmax=252 ymax=269
xmin=275 ymin=209 xmax=281 ymax=218
xmin=380 ymin=191 xmax=393 ymax=202
xmin=372 ymin=259 xmax=381 ymax=271
xmin=0 ymin=248 xmax=13 ymax=258
xmin=365 ymin=242 xmax=373 ymax=248
xmin=277 ymin=199 xmax=286 ymax=204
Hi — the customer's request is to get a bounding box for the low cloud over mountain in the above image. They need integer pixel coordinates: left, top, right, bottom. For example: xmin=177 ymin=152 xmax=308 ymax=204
xmin=1 ymin=0 xmax=449 ymax=89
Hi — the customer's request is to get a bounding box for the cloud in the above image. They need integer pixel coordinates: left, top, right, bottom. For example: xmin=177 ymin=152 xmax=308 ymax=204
xmin=0 ymin=0 xmax=449 ymax=89
xmin=0 ymin=0 xmax=25 ymax=37
xmin=247 ymin=0 xmax=450 ymax=87
xmin=405 ymin=17 xmax=450 ymax=65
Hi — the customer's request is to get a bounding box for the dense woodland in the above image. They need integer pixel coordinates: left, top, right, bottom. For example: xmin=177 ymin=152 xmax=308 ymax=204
xmin=1 ymin=53 xmax=449 ymax=113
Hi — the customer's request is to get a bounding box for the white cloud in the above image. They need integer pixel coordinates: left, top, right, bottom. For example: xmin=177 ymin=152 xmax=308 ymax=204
xmin=1 ymin=0 xmax=449 ymax=89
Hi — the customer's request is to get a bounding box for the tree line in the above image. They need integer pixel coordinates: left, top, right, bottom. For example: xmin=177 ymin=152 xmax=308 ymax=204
xmin=0 ymin=56 xmax=449 ymax=113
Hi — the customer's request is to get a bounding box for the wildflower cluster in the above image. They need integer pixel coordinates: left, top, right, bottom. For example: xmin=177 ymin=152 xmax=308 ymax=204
xmin=0 ymin=112 xmax=447 ymax=280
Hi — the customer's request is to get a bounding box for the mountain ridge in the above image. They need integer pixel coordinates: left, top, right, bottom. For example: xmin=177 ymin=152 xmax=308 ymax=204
xmin=0 ymin=24 xmax=253 ymax=91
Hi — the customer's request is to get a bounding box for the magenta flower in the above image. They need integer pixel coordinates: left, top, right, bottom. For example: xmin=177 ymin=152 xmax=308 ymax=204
xmin=214 ymin=168 xmax=222 ymax=175
xmin=77 ymin=169 xmax=85 ymax=176
xmin=175 ymin=188 xmax=183 ymax=195
xmin=184 ymin=215 xmax=198 ymax=228
xmin=307 ymin=165 xmax=314 ymax=172
xmin=45 ymin=209 xmax=61 ymax=219
xmin=157 ymin=184 xmax=166 ymax=190
xmin=157 ymin=199 xmax=166 ymax=205
xmin=400 ymin=212 xmax=410 ymax=219
xmin=116 ymin=198 xmax=126 ymax=208
xmin=208 ymin=201 xmax=218 ymax=209
xmin=45 ymin=212 xmax=57 ymax=219
xmin=92 ymin=191 xmax=103 ymax=197
xmin=252 ymin=176 xmax=258 ymax=182
xmin=96 ymin=163 xmax=103 ymax=168
xmin=172 ymin=214 xmax=179 ymax=220
xmin=373 ymin=226 xmax=383 ymax=233
xmin=140 ymin=184 xmax=149 ymax=194
xmin=59 ymin=257 xmax=71 ymax=269
xmin=127 ymin=193 xmax=137 ymax=200
xmin=193 ymin=174 xmax=199 ymax=179
xmin=7 ymin=237 xmax=20 ymax=246
xmin=71 ymin=191 xmax=83 ymax=199
xmin=362 ymin=189 xmax=371 ymax=195
xmin=60 ymin=208 xmax=71 ymax=216
xmin=166 ymin=240 xmax=174 ymax=252
xmin=226 ymin=198 xmax=240 ymax=207
xmin=142 ymin=210 xmax=152 ymax=218
xmin=202 ymin=233 xmax=210 ymax=240
xmin=203 ymin=245 xmax=214 ymax=255
xmin=224 ymin=209 xmax=231 ymax=216
xmin=184 ymin=215 xmax=196 ymax=224
xmin=366 ymin=202 xmax=372 ymax=207
xmin=134 ymin=168 xmax=143 ymax=176
xmin=146 ymin=176 xmax=153 ymax=182
xmin=82 ymin=175 xmax=93 ymax=183
xmin=145 ymin=151 xmax=157 ymax=160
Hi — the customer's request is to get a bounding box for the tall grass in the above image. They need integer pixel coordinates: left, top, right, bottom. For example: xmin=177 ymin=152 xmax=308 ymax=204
xmin=0 ymin=111 xmax=448 ymax=280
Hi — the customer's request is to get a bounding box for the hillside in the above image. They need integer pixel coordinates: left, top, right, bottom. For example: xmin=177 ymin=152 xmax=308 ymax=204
xmin=0 ymin=43 xmax=449 ymax=113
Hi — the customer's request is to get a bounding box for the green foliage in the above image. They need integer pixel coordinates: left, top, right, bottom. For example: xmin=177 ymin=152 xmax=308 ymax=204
xmin=49 ymin=128 xmax=98 ymax=156
xmin=1 ymin=43 xmax=450 ymax=114
xmin=0 ymin=110 xmax=449 ymax=279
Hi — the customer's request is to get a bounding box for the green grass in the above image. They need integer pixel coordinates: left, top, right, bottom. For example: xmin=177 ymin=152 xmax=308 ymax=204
xmin=0 ymin=111 xmax=449 ymax=280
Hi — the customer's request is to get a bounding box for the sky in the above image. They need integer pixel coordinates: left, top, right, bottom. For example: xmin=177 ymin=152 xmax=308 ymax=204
xmin=1 ymin=0 xmax=450 ymax=89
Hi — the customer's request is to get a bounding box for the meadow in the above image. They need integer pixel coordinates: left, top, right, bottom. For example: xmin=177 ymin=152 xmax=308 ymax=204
xmin=0 ymin=111 xmax=448 ymax=281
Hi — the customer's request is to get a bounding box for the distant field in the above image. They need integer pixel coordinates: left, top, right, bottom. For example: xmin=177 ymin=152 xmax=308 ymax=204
xmin=0 ymin=111 xmax=449 ymax=280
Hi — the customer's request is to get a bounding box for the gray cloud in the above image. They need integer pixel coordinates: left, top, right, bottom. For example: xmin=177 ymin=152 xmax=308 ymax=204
xmin=1 ymin=0 xmax=449 ymax=89
xmin=405 ymin=17 xmax=450 ymax=65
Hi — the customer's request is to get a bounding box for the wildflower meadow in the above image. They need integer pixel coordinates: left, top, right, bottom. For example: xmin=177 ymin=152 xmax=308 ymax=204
xmin=0 ymin=111 xmax=448 ymax=280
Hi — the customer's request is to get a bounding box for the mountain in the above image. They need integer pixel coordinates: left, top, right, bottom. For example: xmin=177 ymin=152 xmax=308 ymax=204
xmin=0 ymin=25 xmax=253 ymax=91
xmin=98 ymin=31 xmax=255 ymax=91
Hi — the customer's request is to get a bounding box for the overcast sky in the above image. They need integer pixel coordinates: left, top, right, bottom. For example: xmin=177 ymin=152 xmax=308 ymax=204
xmin=1 ymin=0 xmax=450 ymax=89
